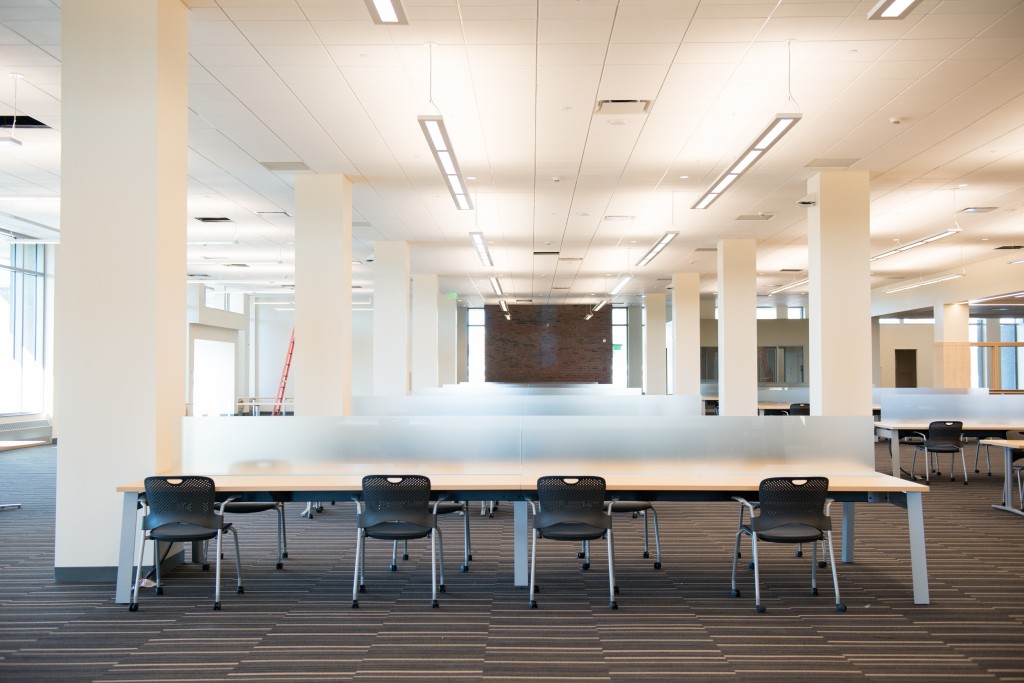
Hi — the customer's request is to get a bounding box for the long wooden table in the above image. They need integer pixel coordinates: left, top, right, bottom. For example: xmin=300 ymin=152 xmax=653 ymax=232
xmin=979 ymin=438 xmax=1024 ymax=517
xmin=874 ymin=420 xmax=1024 ymax=479
xmin=115 ymin=468 xmax=930 ymax=605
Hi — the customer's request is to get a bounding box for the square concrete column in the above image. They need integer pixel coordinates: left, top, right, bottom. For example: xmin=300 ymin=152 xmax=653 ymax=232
xmin=411 ymin=274 xmax=440 ymax=391
xmin=293 ymin=174 xmax=353 ymax=415
xmin=373 ymin=241 xmax=411 ymax=395
xmin=808 ymin=171 xmax=872 ymax=415
xmin=55 ymin=0 xmax=188 ymax=577
xmin=438 ymin=293 xmax=457 ymax=386
xmin=671 ymin=273 xmax=701 ymax=396
xmin=645 ymin=293 xmax=667 ymax=394
xmin=933 ymin=303 xmax=970 ymax=388
xmin=717 ymin=239 xmax=757 ymax=416
xmin=627 ymin=305 xmax=644 ymax=389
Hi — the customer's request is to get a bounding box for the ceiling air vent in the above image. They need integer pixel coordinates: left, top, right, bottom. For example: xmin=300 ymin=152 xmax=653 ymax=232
xmin=187 ymin=273 xmax=211 ymax=278
xmin=261 ymin=161 xmax=312 ymax=172
xmin=595 ymin=99 xmax=651 ymax=115
xmin=224 ymin=263 xmax=250 ymax=268
xmin=194 ymin=216 xmax=232 ymax=223
xmin=737 ymin=214 xmax=774 ymax=221
xmin=694 ymin=247 xmax=717 ymax=252
xmin=533 ymin=251 xmax=560 ymax=256
xmin=0 ymin=115 xmax=50 ymax=129
xmin=961 ymin=207 xmax=996 ymax=214
xmin=995 ymin=245 xmax=1024 ymax=250
xmin=780 ymin=268 xmax=803 ymax=272
xmin=551 ymin=286 xmax=570 ymax=290
xmin=516 ymin=299 xmax=533 ymax=303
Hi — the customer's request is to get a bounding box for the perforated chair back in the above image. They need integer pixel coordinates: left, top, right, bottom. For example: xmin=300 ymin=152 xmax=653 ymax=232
xmin=359 ymin=475 xmax=434 ymax=531
xmin=925 ymin=421 xmax=963 ymax=452
xmin=535 ymin=476 xmax=608 ymax=529
xmin=753 ymin=476 xmax=830 ymax=538
xmin=788 ymin=403 xmax=810 ymax=416
xmin=143 ymin=476 xmax=221 ymax=531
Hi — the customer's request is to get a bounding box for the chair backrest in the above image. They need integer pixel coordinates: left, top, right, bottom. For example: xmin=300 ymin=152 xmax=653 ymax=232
xmin=536 ymin=476 xmax=607 ymax=527
xmin=755 ymin=476 xmax=830 ymax=533
xmin=927 ymin=420 xmax=963 ymax=447
xmin=788 ymin=403 xmax=810 ymax=415
xmin=143 ymin=476 xmax=220 ymax=530
xmin=360 ymin=474 xmax=433 ymax=528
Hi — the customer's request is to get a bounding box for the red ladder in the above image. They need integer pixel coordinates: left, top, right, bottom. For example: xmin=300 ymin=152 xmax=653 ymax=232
xmin=272 ymin=328 xmax=295 ymax=416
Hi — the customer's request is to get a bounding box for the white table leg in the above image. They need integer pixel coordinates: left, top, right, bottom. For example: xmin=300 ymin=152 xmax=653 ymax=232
xmin=514 ymin=500 xmax=528 ymax=587
xmin=906 ymin=491 xmax=929 ymax=605
xmin=889 ymin=429 xmax=901 ymax=478
xmin=115 ymin=492 xmax=139 ymax=604
xmin=841 ymin=501 xmax=855 ymax=563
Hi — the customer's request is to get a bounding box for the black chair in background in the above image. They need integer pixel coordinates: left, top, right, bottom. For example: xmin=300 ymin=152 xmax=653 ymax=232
xmin=130 ymin=476 xmax=243 ymax=611
xmin=529 ymin=475 xmax=617 ymax=610
xmin=352 ymin=474 xmax=443 ymax=608
xmin=396 ymin=498 xmax=472 ymax=572
xmin=222 ymin=498 xmax=288 ymax=569
xmin=731 ymin=476 xmax=844 ymax=614
xmin=589 ymin=500 xmax=660 ymax=570
xmin=911 ymin=420 xmax=967 ymax=484
xmin=788 ymin=402 xmax=811 ymax=415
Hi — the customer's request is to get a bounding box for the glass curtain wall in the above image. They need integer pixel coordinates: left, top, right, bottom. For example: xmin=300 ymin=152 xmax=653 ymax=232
xmin=1 ymin=243 xmax=46 ymax=415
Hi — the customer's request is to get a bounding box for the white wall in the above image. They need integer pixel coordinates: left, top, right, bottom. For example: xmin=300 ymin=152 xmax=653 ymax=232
xmin=878 ymin=322 xmax=935 ymax=388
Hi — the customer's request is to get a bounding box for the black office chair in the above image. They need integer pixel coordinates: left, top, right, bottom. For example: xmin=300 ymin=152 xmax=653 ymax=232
xmin=587 ymin=500 xmax=660 ymax=570
xmin=396 ymin=498 xmax=472 ymax=572
xmin=130 ymin=476 xmax=243 ymax=611
xmin=911 ymin=420 xmax=967 ymax=484
xmin=529 ymin=476 xmax=617 ymax=610
xmin=731 ymin=476 xmax=844 ymax=613
xmin=222 ymin=498 xmax=288 ymax=569
xmin=788 ymin=402 xmax=811 ymax=416
xmin=352 ymin=474 xmax=444 ymax=608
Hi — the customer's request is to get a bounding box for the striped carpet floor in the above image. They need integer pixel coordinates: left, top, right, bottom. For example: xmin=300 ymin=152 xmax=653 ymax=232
xmin=1 ymin=443 xmax=1023 ymax=682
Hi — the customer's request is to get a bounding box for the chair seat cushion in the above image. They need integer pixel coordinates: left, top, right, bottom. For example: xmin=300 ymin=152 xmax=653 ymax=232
xmin=604 ymin=501 xmax=651 ymax=513
xmin=755 ymin=523 xmax=824 ymax=544
xmin=148 ymin=521 xmax=224 ymax=542
xmin=363 ymin=521 xmax=433 ymax=540
xmin=536 ymin=521 xmax=607 ymax=541
xmin=921 ymin=444 xmax=961 ymax=453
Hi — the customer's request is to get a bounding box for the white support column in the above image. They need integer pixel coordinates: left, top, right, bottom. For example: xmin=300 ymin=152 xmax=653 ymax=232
xmin=56 ymin=0 xmax=188 ymax=576
xmin=411 ymin=274 xmax=440 ymax=392
xmin=808 ymin=171 xmax=872 ymax=416
xmin=645 ymin=293 xmax=667 ymax=395
xmin=985 ymin=318 xmax=1001 ymax=390
xmin=933 ymin=303 xmax=970 ymax=388
xmin=373 ymin=241 xmax=411 ymax=395
xmin=438 ymin=293 xmax=458 ymax=386
xmin=717 ymin=239 xmax=757 ymax=416
xmin=627 ymin=305 xmax=644 ymax=389
xmin=671 ymin=273 xmax=701 ymax=396
xmin=293 ymin=174 xmax=353 ymax=416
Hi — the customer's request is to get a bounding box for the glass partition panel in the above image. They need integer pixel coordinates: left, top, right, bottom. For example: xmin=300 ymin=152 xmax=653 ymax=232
xmin=880 ymin=393 xmax=1024 ymax=421
xmin=182 ymin=416 xmax=523 ymax=475
xmin=757 ymin=388 xmax=810 ymax=403
xmin=519 ymin=415 xmax=874 ymax=475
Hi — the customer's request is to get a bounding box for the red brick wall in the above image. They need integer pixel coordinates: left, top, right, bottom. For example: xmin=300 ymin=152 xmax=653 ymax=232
xmin=484 ymin=304 xmax=612 ymax=383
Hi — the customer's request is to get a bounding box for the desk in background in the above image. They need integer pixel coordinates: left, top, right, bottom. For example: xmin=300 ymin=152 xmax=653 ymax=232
xmin=874 ymin=421 xmax=1024 ymax=479
xmin=979 ymin=438 xmax=1024 ymax=517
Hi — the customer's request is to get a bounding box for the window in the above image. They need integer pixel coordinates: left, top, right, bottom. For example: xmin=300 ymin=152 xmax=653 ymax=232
xmin=1 ymin=243 xmax=46 ymax=415
xmin=466 ymin=307 xmax=485 ymax=383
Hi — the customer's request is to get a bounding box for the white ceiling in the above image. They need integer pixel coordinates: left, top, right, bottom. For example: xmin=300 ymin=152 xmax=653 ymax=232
xmin=2 ymin=0 xmax=1024 ymax=311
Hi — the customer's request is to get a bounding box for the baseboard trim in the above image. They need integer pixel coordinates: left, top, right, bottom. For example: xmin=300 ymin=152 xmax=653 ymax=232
xmin=55 ymin=550 xmax=185 ymax=584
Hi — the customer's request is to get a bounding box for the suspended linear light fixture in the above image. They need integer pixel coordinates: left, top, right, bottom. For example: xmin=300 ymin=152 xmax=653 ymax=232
xmin=584 ymin=311 xmax=594 ymax=320
xmin=470 ymin=231 xmax=493 ymax=267
xmin=691 ymin=114 xmax=801 ymax=210
xmin=635 ymin=232 xmax=678 ymax=267
xmin=869 ymin=228 xmax=961 ymax=261
xmin=768 ymin=277 xmax=809 ymax=295
xmin=884 ymin=271 xmax=965 ymax=294
xmin=867 ymin=0 xmax=924 ymax=20
xmin=609 ymin=275 xmax=632 ymax=296
xmin=593 ymin=299 xmax=608 ymax=312
xmin=419 ymin=115 xmax=473 ymax=210
xmin=499 ymin=299 xmax=508 ymax=312
xmin=490 ymin=277 xmax=503 ymax=296
xmin=363 ymin=0 xmax=408 ymax=24
xmin=0 ymin=73 xmax=24 ymax=147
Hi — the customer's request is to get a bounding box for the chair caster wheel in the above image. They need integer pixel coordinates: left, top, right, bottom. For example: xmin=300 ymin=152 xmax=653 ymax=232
xmin=643 ymin=552 xmax=650 ymax=559
xmin=975 ymin=469 xmax=980 ymax=473
xmin=351 ymin=600 xmax=359 ymax=608
xmin=390 ymin=564 xmax=397 ymax=572
xmin=283 ymin=552 xmax=288 ymax=558
xmin=747 ymin=562 xmax=754 ymax=571
xmin=213 ymin=602 xmax=222 ymax=610
xmin=440 ymin=585 xmax=446 ymax=593
xmin=731 ymin=589 xmax=740 ymax=598
xmin=811 ymin=587 xmax=819 ymax=596
xmin=795 ymin=549 xmax=803 ymax=558
xmin=963 ymin=481 xmax=968 ymax=485
xmin=582 ymin=563 xmax=590 ymax=570
xmin=836 ymin=603 xmax=847 ymax=613
xmin=533 ymin=585 xmax=540 ymax=593
xmin=817 ymin=561 xmax=826 ymax=568
xmin=460 ymin=565 xmax=468 ymax=573
xmin=530 ymin=600 xmax=538 ymax=609
xmin=653 ymin=562 xmax=662 ymax=569
xmin=358 ymin=585 xmax=365 ymax=593
xmin=156 ymin=587 xmax=163 ymax=596
xmin=614 ymin=585 xmax=620 ymax=595
xmin=276 ymin=562 xmax=283 ymax=569
xmin=468 ymin=554 xmax=473 ymax=561
xmin=577 ymin=552 xmax=586 ymax=559
xmin=202 ymin=564 xmax=210 ymax=571
xmin=756 ymin=605 xmax=766 ymax=614
xmin=609 ymin=601 xmax=618 ymax=610
xmin=432 ymin=600 xmax=439 ymax=609
xmin=128 ymin=603 xmax=139 ymax=612
xmin=403 ymin=554 xmax=409 ymax=561
xmin=316 ymin=505 xmax=324 ymax=513
xmin=237 ymin=586 xmax=244 ymax=594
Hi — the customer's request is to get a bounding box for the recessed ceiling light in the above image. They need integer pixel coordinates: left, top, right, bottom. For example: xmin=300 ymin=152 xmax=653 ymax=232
xmin=607 ymin=119 xmax=629 ymax=126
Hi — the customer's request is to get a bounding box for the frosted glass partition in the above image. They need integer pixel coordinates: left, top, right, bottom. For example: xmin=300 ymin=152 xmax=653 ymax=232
xmin=757 ymin=388 xmax=810 ymax=403
xmin=520 ymin=416 xmax=875 ymax=475
xmin=182 ymin=416 xmax=523 ymax=475
xmin=182 ymin=415 xmax=874 ymax=477
xmin=352 ymin=394 xmax=702 ymax=417
xmin=421 ymin=384 xmax=643 ymax=395
xmin=872 ymin=387 xmax=987 ymax=404
xmin=880 ymin=393 xmax=1024 ymax=420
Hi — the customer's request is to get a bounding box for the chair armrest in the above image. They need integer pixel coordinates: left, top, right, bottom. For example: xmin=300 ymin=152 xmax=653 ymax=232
xmin=526 ymin=499 xmax=537 ymax=516
xmin=824 ymin=497 xmax=835 ymax=515
xmin=913 ymin=431 xmax=927 ymax=441
xmin=731 ymin=496 xmax=757 ymax=517
xmin=351 ymin=495 xmax=362 ymax=516
xmin=215 ymin=495 xmax=240 ymax=514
